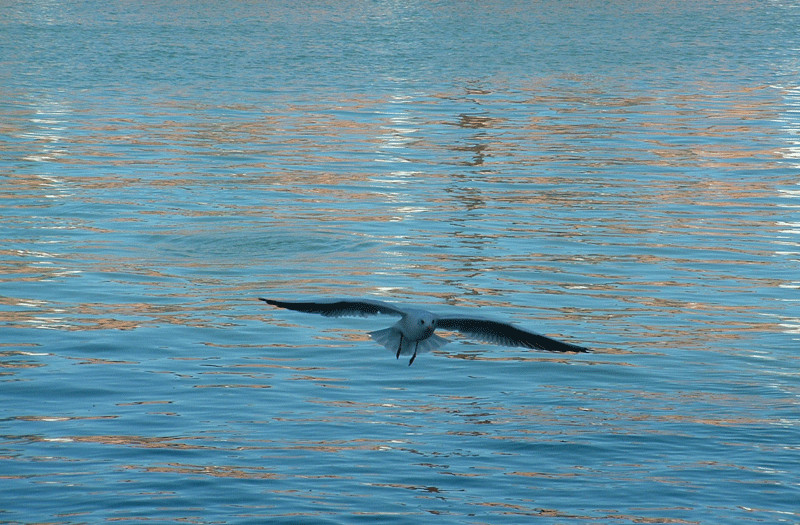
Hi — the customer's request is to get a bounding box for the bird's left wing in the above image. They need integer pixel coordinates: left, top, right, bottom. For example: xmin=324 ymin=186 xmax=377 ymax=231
xmin=436 ymin=317 xmax=589 ymax=353
xmin=259 ymin=298 xmax=405 ymax=318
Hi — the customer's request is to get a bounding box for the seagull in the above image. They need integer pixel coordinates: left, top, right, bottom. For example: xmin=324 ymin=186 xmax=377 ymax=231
xmin=259 ymin=297 xmax=589 ymax=365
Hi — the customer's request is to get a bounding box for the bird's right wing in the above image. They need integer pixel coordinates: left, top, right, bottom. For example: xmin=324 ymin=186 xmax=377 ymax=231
xmin=259 ymin=297 xmax=405 ymax=318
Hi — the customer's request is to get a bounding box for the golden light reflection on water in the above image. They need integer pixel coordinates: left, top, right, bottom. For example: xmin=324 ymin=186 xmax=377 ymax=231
xmin=126 ymin=463 xmax=282 ymax=479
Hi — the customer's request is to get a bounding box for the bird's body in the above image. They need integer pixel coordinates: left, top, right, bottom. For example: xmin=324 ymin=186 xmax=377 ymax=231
xmin=259 ymin=297 xmax=588 ymax=365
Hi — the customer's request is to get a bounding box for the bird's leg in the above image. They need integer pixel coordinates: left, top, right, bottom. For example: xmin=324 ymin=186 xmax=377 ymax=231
xmin=408 ymin=342 xmax=419 ymax=366
xmin=395 ymin=333 xmax=404 ymax=359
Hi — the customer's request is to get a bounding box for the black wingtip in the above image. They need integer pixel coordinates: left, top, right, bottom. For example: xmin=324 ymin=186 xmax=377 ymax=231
xmin=568 ymin=342 xmax=590 ymax=353
xmin=560 ymin=342 xmax=591 ymax=353
xmin=542 ymin=335 xmax=590 ymax=354
xmin=258 ymin=297 xmax=278 ymax=307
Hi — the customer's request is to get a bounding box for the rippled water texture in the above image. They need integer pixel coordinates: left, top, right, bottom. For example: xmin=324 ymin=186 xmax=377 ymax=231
xmin=2 ymin=1 xmax=799 ymax=523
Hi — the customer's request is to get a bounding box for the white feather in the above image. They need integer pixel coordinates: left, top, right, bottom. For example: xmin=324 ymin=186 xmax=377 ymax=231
xmin=369 ymin=328 xmax=449 ymax=355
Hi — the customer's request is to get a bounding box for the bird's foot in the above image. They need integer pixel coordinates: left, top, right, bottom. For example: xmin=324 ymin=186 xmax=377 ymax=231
xmin=408 ymin=343 xmax=418 ymax=366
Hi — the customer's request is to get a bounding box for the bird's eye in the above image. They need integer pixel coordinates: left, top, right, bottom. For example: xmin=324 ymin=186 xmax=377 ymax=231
xmin=420 ymin=319 xmax=425 ymax=325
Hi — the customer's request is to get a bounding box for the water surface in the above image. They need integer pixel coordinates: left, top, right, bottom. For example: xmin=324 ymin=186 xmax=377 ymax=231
xmin=1 ymin=1 xmax=799 ymax=523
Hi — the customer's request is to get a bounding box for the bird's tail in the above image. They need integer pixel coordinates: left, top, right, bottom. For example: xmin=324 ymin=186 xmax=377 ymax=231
xmin=369 ymin=328 xmax=450 ymax=355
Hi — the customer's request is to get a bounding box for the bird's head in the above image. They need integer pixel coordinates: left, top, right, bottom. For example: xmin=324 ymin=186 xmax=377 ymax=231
xmin=401 ymin=309 xmax=438 ymax=340
xmin=417 ymin=313 xmax=437 ymax=337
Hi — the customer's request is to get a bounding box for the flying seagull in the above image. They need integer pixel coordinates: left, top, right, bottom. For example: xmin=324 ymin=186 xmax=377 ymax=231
xmin=259 ymin=297 xmax=589 ymax=365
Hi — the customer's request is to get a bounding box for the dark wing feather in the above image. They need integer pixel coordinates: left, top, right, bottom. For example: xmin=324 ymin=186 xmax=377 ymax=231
xmin=437 ymin=317 xmax=589 ymax=353
xmin=259 ymin=298 xmax=405 ymax=318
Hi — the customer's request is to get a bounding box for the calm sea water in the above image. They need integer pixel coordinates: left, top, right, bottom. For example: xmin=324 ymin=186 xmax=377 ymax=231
xmin=2 ymin=1 xmax=799 ymax=523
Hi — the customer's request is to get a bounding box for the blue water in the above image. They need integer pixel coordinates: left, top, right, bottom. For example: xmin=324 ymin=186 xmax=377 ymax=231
xmin=2 ymin=1 xmax=799 ymax=523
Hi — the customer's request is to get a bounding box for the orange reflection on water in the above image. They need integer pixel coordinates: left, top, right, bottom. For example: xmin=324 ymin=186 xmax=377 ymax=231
xmin=126 ymin=462 xmax=282 ymax=480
